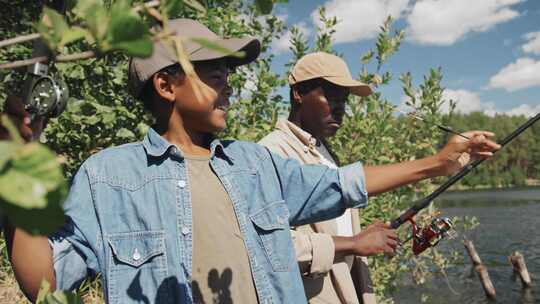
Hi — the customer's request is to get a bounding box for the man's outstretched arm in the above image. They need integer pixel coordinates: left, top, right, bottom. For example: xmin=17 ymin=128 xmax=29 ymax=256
xmin=364 ymin=131 xmax=501 ymax=195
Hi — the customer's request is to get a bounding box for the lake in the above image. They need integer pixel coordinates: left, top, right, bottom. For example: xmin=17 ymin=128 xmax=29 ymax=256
xmin=392 ymin=187 xmax=540 ymax=304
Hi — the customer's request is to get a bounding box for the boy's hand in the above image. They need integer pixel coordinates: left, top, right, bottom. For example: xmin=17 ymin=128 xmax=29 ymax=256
xmin=0 ymin=95 xmax=45 ymax=142
xmin=434 ymin=131 xmax=501 ymax=176
xmin=350 ymin=222 xmax=398 ymax=256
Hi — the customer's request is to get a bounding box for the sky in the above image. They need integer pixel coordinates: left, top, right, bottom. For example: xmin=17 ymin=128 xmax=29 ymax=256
xmin=266 ymin=0 xmax=540 ymax=117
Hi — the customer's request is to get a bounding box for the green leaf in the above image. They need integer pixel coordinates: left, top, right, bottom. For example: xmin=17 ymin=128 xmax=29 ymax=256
xmin=161 ymin=0 xmax=207 ymax=16
xmin=35 ymin=7 xmax=69 ymax=51
xmin=59 ymin=26 xmax=88 ymax=48
xmin=361 ymin=50 xmax=374 ymax=65
xmin=183 ymin=0 xmax=207 ymax=13
xmin=0 ymin=141 xmax=18 ymax=169
xmin=76 ymin=0 xmax=109 ymax=44
xmin=0 ymin=142 xmax=67 ymax=235
xmin=255 ymin=0 xmax=274 ymax=14
xmin=114 ymin=39 xmax=153 ymax=58
xmin=190 ymin=38 xmax=245 ymax=58
xmin=116 ymin=128 xmax=135 ymax=139
xmin=36 ymin=280 xmax=83 ymax=304
xmin=107 ymin=9 xmax=153 ymax=57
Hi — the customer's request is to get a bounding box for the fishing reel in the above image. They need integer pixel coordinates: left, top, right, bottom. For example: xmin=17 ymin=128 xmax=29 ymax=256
xmin=407 ymin=216 xmax=457 ymax=255
xmin=22 ymin=62 xmax=69 ymax=122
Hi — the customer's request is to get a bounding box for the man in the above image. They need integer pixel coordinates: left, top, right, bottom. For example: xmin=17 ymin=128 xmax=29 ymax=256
xmin=259 ymin=52 xmax=497 ymax=304
xmin=3 ymin=20 xmax=499 ymax=304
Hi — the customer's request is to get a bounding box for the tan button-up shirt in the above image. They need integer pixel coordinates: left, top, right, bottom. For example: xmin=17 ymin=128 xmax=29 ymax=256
xmin=259 ymin=119 xmax=376 ymax=304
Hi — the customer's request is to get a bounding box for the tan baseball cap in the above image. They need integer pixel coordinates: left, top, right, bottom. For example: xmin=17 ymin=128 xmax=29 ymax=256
xmin=128 ymin=18 xmax=261 ymax=97
xmin=289 ymin=52 xmax=372 ymax=97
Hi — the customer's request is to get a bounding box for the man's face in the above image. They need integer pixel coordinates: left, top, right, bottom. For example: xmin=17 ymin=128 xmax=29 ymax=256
xmin=298 ymin=79 xmax=349 ymax=139
xmin=173 ymin=59 xmax=232 ymax=133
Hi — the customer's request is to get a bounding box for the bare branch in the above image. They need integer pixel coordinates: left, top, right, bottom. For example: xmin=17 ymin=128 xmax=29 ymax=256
xmin=0 ymin=56 xmax=48 ymax=70
xmin=57 ymin=50 xmax=96 ymax=62
xmin=0 ymin=33 xmax=41 ymax=48
xmin=0 ymin=51 xmax=96 ymax=70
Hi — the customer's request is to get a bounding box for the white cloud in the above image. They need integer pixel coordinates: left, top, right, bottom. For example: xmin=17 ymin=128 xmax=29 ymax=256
xmin=522 ymin=31 xmax=540 ymax=55
xmin=505 ymin=103 xmax=540 ymax=117
xmin=402 ymin=88 xmax=539 ymax=117
xmin=312 ymin=0 xmax=410 ymax=44
xmin=271 ymin=22 xmax=312 ymax=54
xmin=488 ymin=57 xmax=540 ymax=91
xmin=406 ymin=0 xmax=522 ymax=45
xmin=441 ymin=89 xmax=497 ymax=114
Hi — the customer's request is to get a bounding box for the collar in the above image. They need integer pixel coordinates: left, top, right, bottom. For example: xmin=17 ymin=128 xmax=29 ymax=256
xmin=142 ymin=127 xmax=230 ymax=160
xmin=142 ymin=127 xmax=175 ymax=157
xmin=276 ymin=119 xmax=318 ymax=148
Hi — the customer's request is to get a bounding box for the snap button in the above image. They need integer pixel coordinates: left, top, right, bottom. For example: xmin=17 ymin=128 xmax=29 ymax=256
xmin=132 ymin=248 xmax=141 ymax=261
xmin=177 ymin=180 xmax=186 ymax=188
xmin=181 ymin=227 xmax=190 ymax=235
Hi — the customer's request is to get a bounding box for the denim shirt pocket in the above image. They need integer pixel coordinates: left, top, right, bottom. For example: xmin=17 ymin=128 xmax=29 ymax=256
xmin=107 ymin=230 xmax=170 ymax=304
xmin=250 ymin=200 xmax=293 ymax=272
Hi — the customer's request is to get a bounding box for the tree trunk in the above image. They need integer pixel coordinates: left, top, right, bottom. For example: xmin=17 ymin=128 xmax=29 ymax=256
xmin=464 ymin=239 xmax=496 ymax=300
xmin=509 ymin=251 xmax=532 ymax=288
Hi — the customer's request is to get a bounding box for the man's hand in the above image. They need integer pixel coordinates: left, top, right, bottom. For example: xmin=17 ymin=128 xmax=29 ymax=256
xmin=0 ymin=95 xmax=45 ymax=141
xmin=350 ymin=222 xmax=398 ymax=256
xmin=434 ymin=131 xmax=501 ymax=176
xmin=334 ymin=222 xmax=398 ymax=257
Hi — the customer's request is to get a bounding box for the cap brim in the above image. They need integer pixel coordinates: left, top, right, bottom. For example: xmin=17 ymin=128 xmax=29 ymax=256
xmin=189 ymin=37 xmax=261 ymax=67
xmin=323 ymin=76 xmax=372 ymax=97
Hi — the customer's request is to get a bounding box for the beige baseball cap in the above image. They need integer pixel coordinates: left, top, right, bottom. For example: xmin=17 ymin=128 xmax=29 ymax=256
xmin=128 ymin=18 xmax=261 ymax=98
xmin=289 ymin=52 xmax=372 ymax=97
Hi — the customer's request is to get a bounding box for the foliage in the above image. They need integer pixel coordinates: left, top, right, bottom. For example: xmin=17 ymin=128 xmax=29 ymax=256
xmin=0 ymin=117 xmax=67 ymax=235
xmin=36 ymin=280 xmax=83 ymax=304
xmin=331 ymin=28 xmax=454 ymax=299
xmin=2 ymin=0 xmax=530 ymax=303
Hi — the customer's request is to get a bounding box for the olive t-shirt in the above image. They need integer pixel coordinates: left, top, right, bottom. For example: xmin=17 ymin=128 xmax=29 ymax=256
xmin=187 ymin=154 xmax=259 ymax=304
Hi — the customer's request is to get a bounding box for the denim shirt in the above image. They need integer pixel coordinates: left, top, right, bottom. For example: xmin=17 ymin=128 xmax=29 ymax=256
xmin=49 ymin=128 xmax=368 ymax=304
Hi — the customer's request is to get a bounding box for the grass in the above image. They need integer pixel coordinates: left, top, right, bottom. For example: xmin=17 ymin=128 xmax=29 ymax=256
xmin=0 ymin=233 xmax=104 ymax=304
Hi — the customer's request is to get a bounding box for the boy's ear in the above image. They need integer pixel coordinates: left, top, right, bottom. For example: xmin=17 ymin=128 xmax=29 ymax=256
xmin=153 ymin=73 xmax=183 ymax=102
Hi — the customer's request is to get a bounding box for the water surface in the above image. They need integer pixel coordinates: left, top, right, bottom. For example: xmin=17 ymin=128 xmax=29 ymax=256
xmin=392 ymin=187 xmax=540 ymax=304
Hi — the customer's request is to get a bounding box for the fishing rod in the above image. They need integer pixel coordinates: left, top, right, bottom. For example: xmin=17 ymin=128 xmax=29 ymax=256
xmin=391 ymin=112 xmax=540 ymax=255
xmin=395 ymin=108 xmax=470 ymax=140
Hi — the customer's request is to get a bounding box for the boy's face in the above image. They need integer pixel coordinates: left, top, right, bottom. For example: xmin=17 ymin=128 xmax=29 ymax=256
xmin=298 ymin=80 xmax=349 ymax=139
xmin=172 ymin=59 xmax=232 ymax=133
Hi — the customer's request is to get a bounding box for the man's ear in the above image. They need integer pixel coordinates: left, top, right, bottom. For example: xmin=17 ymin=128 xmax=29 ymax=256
xmin=292 ymin=87 xmax=303 ymax=105
xmin=153 ymin=73 xmax=182 ymax=103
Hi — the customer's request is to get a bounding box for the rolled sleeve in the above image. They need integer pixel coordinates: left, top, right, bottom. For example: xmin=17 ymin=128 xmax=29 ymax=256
xmin=338 ymin=162 xmax=368 ymax=209
xmin=266 ymin=149 xmax=368 ymax=226
xmin=292 ymin=230 xmax=335 ymax=278
xmin=48 ymin=234 xmax=89 ymax=290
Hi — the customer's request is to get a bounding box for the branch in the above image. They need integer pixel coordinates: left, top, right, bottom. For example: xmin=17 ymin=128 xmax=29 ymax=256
xmin=0 ymin=56 xmax=48 ymax=70
xmin=0 ymin=33 xmax=41 ymax=48
xmin=57 ymin=50 xmax=96 ymax=62
xmin=0 ymin=51 xmax=96 ymax=70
